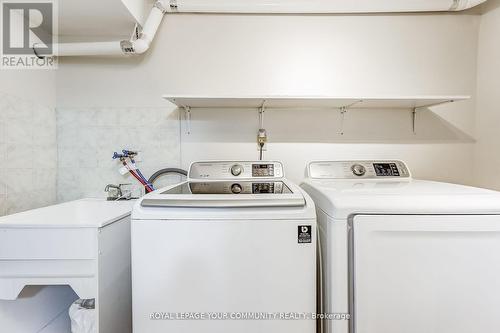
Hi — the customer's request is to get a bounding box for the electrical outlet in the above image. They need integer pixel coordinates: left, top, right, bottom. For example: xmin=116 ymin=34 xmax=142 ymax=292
xmin=257 ymin=129 xmax=267 ymax=151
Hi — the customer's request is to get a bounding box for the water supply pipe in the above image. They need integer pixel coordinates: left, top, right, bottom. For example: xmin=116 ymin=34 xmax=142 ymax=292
xmin=162 ymin=0 xmax=487 ymax=13
xmin=34 ymin=0 xmax=169 ymax=57
xmin=34 ymin=0 xmax=487 ymax=57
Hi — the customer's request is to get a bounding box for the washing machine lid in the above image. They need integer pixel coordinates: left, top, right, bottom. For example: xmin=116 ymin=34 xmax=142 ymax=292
xmin=140 ymin=180 xmax=306 ymax=208
xmin=134 ymin=161 xmax=316 ymax=220
xmin=301 ymin=160 xmax=500 ymax=219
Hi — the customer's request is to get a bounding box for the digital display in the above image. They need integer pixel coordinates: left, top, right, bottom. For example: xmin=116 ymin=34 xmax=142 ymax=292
xmin=252 ymin=183 xmax=274 ymax=194
xmin=252 ymin=164 xmax=274 ymax=177
xmin=373 ymin=163 xmax=400 ymax=177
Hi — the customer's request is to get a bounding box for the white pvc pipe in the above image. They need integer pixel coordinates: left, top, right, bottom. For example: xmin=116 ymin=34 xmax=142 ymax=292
xmin=55 ymin=41 xmax=123 ymax=57
xmin=38 ymin=0 xmax=488 ymax=57
xmin=138 ymin=5 xmax=164 ymax=44
xmin=36 ymin=1 xmax=168 ymax=57
xmin=130 ymin=4 xmax=165 ymax=54
xmin=165 ymin=0 xmax=487 ymax=13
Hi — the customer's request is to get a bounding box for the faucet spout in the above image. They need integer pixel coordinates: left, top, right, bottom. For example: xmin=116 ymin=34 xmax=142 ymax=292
xmin=105 ymin=184 xmax=123 ymax=200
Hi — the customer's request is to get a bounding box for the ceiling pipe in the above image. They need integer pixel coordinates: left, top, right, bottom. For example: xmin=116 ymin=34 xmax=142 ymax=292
xmin=35 ymin=0 xmax=487 ymax=57
xmin=51 ymin=42 xmax=125 ymax=57
xmin=34 ymin=0 xmax=168 ymax=57
xmin=163 ymin=0 xmax=487 ymax=13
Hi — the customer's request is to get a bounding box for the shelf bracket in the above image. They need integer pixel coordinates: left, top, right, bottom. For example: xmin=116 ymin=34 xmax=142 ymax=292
xmin=338 ymin=100 xmax=362 ymax=135
xmin=183 ymin=106 xmax=191 ymax=135
xmin=339 ymin=106 xmax=348 ymax=136
xmin=412 ymin=107 xmax=417 ymax=135
xmin=411 ymin=99 xmax=455 ymax=135
xmin=258 ymin=100 xmax=267 ymax=129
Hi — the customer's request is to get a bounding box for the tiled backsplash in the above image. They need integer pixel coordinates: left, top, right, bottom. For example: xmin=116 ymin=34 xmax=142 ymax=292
xmin=56 ymin=107 xmax=181 ymax=202
xmin=0 ymin=92 xmax=57 ymax=216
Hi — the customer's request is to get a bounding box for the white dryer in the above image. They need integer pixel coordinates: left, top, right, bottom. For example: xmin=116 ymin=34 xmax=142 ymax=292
xmin=132 ymin=161 xmax=316 ymax=333
xmin=301 ymin=160 xmax=500 ymax=333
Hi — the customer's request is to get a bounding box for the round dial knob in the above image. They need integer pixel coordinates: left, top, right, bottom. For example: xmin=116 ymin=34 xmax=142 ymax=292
xmin=231 ymin=183 xmax=242 ymax=194
xmin=351 ymin=164 xmax=366 ymax=177
xmin=230 ymin=164 xmax=243 ymax=176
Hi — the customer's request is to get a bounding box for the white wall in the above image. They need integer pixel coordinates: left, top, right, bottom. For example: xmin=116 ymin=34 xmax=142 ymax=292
xmin=0 ymin=92 xmax=57 ymax=215
xmin=57 ymin=13 xmax=480 ymax=185
xmin=0 ymin=69 xmax=76 ymax=332
xmin=56 ymin=107 xmax=180 ymax=202
xmin=0 ymin=71 xmax=55 ymax=107
xmin=474 ymin=1 xmax=500 ymax=190
xmin=0 ymin=70 xmax=57 ymax=215
xmin=0 ymin=10 xmax=489 ymax=333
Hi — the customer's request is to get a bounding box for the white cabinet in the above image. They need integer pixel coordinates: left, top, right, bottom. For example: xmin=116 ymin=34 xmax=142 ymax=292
xmin=0 ymin=199 xmax=134 ymax=333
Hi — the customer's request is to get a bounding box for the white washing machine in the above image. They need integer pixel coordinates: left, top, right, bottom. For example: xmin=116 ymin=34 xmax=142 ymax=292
xmin=301 ymin=160 xmax=500 ymax=333
xmin=132 ymin=161 xmax=316 ymax=333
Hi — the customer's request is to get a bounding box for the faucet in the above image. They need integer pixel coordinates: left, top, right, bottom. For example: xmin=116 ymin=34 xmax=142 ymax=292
xmin=105 ymin=184 xmax=123 ymax=201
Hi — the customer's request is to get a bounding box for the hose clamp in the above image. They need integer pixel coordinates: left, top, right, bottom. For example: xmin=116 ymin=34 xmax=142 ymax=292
xmin=120 ymin=40 xmax=135 ymax=54
xmin=169 ymin=0 xmax=178 ymax=12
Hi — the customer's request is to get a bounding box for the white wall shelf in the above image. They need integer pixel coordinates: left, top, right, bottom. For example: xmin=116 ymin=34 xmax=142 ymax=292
xmin=162 ymin=95 xmax=470 ymax=135
xmin=163 ymin=95 xmax=469 ymax=110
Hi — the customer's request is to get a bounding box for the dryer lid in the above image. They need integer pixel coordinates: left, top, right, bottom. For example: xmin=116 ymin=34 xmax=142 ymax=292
xmin=301 ymin=178 xmax=500 ymax=219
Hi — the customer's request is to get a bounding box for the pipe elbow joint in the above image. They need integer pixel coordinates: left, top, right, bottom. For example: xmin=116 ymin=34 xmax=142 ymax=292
xmin=131 ymin=39 xmax=151 ymax=54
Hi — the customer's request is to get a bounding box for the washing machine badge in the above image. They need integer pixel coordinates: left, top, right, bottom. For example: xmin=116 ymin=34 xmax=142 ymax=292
xmin=298 ymin=225 xmax=312 ymax=244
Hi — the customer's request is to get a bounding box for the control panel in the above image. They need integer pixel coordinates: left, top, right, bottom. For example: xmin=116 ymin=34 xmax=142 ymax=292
xmin=189 ymin=161 xmax=284 ymax=180
xmin=185 ymin=181 xmax=290 ymax=194
xmin=308 ymin=160 xmax=411 ymax=179
xmin=161 ymin=180 xmax=292 ymax=195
